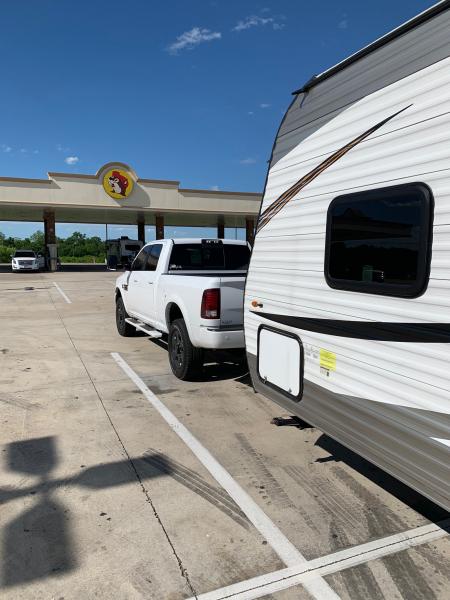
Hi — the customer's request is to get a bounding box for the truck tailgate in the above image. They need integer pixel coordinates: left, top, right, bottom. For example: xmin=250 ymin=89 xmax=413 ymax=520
xmin=219 ymin=276 xmax=246 ymax=327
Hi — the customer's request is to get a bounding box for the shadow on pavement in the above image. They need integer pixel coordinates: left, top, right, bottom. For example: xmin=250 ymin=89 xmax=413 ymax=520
xmin=197 ymin=357 xmax=248 ymax=382
xmin=0 ymin=436 xmax=170 ymax=589
xmin=148 ymin=337 xmax=249 ymax=383
xmin=58 ymin=264 xmax=109 ymax=272
xmin=142 ymin=451 xmax=250 ymax=530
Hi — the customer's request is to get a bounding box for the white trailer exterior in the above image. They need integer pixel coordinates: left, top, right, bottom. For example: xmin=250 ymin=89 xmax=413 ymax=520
xmin=244 ymin=1 xmax=450 ymax=511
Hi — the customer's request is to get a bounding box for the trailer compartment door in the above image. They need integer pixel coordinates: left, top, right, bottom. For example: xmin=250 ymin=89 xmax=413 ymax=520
xmin=258 ymin=327 xmax=303 ymax=399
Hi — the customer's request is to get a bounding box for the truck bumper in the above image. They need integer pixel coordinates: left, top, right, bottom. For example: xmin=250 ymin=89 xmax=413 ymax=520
xmin=196 ymin=326 xmax=245 ymax=349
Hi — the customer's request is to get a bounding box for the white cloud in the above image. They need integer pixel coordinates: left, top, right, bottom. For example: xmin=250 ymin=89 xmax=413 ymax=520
xmin=1 ymin=144 xmax=12 ymax=153
xmin=33 ymin=149 xmax=39 ymax=154
xmin=167 ymin=27 xmax=221 ymax=54
xmin=232 ymin=14 xmax=285 ymax=32
xmin=210 ymin=185 xmax=220 ymax=191
xmin=338 ymin=16 xmax=348 ymax=29
xmin=57 ymin=144 xmax=70 ymax=152
xmin=65 ymin=156 xmax=79 ymax=165
xmin=233 ymin=15 xmax=273 ymax=32
xmin=248 ymin=111 xmax=254 ymax=115
xmin=240 ymin=157 xmax=257 ymax=165
xmin=259 ymin=103 xmax=271 ymax=109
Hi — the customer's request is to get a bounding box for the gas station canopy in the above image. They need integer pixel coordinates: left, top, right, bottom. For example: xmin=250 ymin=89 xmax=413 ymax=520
xmin=0 ymin=162 xmax=261 ymax=230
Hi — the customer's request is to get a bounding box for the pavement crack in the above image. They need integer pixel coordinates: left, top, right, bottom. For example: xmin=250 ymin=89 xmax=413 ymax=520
xmin=45 ymin=289 xmax=198 ymax=598
xmin=127 ymin=457 xmax=198 ymax=598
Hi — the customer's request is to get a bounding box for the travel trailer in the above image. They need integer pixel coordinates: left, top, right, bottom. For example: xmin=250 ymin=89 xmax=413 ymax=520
xmin=106 ymin=236 xmax=143 ymax=270
xmin=244 ymin=1 xmax=450 ymax=511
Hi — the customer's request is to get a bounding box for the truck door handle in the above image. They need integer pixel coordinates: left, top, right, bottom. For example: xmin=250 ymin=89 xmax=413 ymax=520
xmin=148 ymin=281 xmax=153 ymax=285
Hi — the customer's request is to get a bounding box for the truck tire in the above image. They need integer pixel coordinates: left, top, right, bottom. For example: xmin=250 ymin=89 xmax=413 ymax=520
xmin=168 ymin=318 xmax=203 ymax=380
xmin=116 ymin=296 xmax=136 ymax=337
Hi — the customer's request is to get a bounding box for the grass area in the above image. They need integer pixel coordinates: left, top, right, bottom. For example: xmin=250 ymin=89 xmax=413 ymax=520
xmin=59 ymin=256 xmax=105 ymax=263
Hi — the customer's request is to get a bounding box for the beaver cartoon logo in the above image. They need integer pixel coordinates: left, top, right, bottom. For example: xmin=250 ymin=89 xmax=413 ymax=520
xmin=103 ymin=168 xmax=134 ymax=199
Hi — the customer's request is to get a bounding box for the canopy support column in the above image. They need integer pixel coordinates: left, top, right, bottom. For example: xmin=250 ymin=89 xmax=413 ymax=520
xmin=246 ymin=217 xmax=255 ymax=246
xmin=43 ymin=209 xmax=57 ymax=271
xmin=156 ymin=215 xmax=164 ymax=240
xmin=137 ymin=215 xmax=145 ymax=244
xmin=43 ymin=209 xmax=56 ymax=246
xmin=217 ymin=217 xmax=224 ymax=239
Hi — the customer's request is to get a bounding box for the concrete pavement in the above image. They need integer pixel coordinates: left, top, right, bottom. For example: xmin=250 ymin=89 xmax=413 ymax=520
xmin=0 ymin=270 xmax=449 ymax=599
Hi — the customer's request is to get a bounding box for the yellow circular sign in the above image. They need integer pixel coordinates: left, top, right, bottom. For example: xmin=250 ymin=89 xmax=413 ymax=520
xmin=103 ymin=168 xmax=134 ymax=199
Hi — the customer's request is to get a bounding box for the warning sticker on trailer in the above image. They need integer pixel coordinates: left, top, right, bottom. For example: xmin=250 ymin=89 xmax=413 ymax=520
xmin=320 ymin=349 xmax=336 ymax=371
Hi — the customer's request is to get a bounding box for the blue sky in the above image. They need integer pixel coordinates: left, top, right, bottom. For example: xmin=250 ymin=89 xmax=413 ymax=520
xmin=0 ymin=0 xmax=435 ymax=239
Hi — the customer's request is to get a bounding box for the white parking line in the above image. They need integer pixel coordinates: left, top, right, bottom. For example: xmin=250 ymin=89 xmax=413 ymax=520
xmin=111 ymin=352 xmax=339 ymax=600
xmin=432 ymin=437 xmax=450 ymax=448
xmin=53 ymin=282 xmax=72 ymax=304
xmin=189 ymin=518 xmax=450 ymax=600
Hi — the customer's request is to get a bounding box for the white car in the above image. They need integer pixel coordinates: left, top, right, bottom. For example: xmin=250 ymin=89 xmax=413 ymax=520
xmin=115 ymin=238 xmax=250 ymax=379
xmin=11 ymin=250 xmax=46 ymax=272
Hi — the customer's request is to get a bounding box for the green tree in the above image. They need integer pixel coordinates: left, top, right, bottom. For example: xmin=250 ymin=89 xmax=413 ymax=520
xmin=0 ymin=229 xmax=106 ymax=264
xmin=29 ymin=231 xmax=45 ymax=252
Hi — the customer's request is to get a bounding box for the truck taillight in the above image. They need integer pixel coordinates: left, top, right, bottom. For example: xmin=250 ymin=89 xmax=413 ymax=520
xmin=201 ymin=288 xmax=220 ymax=319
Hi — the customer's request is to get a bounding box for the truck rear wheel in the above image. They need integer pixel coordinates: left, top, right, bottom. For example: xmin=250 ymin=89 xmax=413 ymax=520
xmin=168 ymin=318 xmax=203 ymax=380
xmin=116 ymin=296 xmax=136 ymax=337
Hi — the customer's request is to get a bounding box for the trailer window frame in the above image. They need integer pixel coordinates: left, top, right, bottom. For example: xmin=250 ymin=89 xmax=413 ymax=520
xmin=324 ymin=182 xmax=434 ymax=298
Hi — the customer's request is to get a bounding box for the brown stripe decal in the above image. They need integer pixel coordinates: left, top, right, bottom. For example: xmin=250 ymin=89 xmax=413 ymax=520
xmin=257 ymin=105 xmax=412 ymax=233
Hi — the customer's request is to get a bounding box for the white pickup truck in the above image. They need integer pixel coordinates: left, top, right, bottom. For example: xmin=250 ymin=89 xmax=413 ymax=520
xmin=115 ymin=238 xmax=250 ymax=379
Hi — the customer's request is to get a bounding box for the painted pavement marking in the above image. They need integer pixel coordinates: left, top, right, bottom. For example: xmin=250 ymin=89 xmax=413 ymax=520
xmin=53 ymin=282 xmax=72 ymax=304
xmin=189 ymin=518 xmax=450 ymax=600
xmin=111 ymin=352 xmax=339 ymax=600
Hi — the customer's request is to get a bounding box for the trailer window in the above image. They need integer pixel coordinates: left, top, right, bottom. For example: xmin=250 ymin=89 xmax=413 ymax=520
xmin=124 ymin=244 xmax=141 ymax=253
xmin=325 ymin=183 xmax=433 ymax=298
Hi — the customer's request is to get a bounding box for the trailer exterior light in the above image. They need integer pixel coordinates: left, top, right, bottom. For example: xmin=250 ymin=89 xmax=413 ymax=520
xmin=201 ymin=288 xmax=220 ymax=319
xmin=251 ymin=299 xmax=263 ymax=308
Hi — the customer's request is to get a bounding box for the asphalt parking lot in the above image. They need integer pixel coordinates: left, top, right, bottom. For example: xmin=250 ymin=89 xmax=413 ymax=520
xmin=1 ymin=270 xmax=449 ymax=599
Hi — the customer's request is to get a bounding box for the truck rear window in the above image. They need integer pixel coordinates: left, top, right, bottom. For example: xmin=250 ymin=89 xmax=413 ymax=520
xmin=169 ymin=243 xmax=250 ymax=271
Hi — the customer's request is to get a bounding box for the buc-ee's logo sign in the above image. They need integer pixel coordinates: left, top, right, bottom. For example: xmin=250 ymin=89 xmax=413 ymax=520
xmin=103 ymin=168 xmax=134 ymax=199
